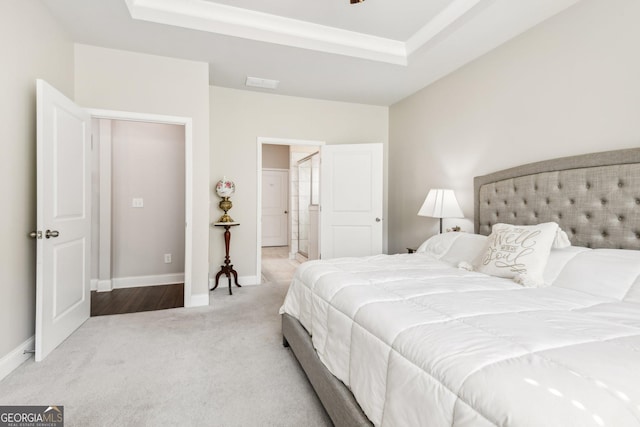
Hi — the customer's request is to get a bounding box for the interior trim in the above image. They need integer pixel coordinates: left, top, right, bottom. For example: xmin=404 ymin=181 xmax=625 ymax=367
xmin=88 ymin=108 xmax=200 ymax=307
xmin=125 ymin=0 xmax=488 ymax=65
xmin=0 ymin=336 xmax=34 ymax=382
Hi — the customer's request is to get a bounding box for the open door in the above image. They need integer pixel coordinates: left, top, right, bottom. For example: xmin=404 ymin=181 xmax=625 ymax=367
xmin=320 ymin=143 xmax=383 ymax=259
xmin=35 ymin=80 xmax=91 ymax=361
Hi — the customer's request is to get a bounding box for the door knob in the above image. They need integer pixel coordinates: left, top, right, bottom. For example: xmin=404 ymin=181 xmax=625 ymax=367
xmin=29 ymin=231 xmax=43 ymax=239
xmin=375 ymin=217 xmax=382 ymax=222
xmin=284 ymin=210 xmax=288 ymax=214
xmin=45 ymin=230 xmax=59 ymax=239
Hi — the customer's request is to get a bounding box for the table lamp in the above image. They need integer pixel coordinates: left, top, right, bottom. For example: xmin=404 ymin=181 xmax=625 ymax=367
xmin=417 ymin=189 xmax=464 ymax=233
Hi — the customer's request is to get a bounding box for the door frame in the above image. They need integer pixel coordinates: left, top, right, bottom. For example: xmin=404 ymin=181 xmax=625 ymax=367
xmin=90 ymin=109 xmax=195 ymax=306
xmin=256 ymin=137 xmax=324 ymax=281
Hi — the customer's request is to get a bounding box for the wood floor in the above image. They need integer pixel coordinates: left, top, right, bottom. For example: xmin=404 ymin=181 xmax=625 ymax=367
xmin=91 ymin=284 xmax=184 ymax=316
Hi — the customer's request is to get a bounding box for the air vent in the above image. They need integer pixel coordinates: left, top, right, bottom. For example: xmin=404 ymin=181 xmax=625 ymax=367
xmin=245 ymin=76 xmax=280 ymax=89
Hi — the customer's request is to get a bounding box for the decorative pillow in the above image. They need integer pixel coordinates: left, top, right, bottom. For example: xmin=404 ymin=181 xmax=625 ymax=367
xmin=474 ymin=222 xmax=560 ymax=287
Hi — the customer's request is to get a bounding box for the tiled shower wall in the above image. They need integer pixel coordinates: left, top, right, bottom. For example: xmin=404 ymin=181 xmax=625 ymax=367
xmin=289 ymin=147 xmax=318 ymax=258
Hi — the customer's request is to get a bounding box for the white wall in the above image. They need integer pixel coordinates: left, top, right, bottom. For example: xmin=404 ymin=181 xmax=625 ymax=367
xmin=388 ymin=0 xmax=640 ymax=254
xmin=75 ymin=44 xmax=210 ymax=304
xmin=210 ymin=86 xmax=389 ymax=282
xmin=111 ymin=121 xmax=185 ymax=279
xmin=0 ymin=0 xmax=74 ymax=365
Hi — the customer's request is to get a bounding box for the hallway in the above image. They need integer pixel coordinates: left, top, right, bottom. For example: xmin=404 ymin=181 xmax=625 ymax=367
xmin=261 ymin=246 xmax=301 ymax=285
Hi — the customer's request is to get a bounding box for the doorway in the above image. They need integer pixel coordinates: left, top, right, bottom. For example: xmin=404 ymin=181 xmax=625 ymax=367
xmin=91 ymin=112 xmax=190 ymax=316
xmin=35 ymin=80 xmax=199 ymax=362
xmin=257 ymin=138 xmax=325 ymax=282
xmin=89 ymin=118 xmax=186 ymax=316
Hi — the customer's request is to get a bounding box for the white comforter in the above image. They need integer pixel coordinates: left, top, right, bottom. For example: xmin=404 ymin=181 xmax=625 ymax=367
xmin=281 ymin=240 xmax=640 ymax=426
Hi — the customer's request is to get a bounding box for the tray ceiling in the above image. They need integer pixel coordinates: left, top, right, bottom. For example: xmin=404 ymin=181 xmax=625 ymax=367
xmin=44 ymin=0 xmax=582 ymax=105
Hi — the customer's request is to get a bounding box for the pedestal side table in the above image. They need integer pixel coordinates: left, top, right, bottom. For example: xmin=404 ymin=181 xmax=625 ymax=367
xmin=212 ymin=222 xmax=241 ymax=295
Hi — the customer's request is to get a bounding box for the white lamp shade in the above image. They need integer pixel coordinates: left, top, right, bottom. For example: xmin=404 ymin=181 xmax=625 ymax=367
xmin=417 ymin=189 xmax=464 ymax=219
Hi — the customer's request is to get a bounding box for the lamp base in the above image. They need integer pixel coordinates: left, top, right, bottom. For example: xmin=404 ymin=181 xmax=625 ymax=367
xmin=218 ymin=213 xmax=234 ymax=223
xmin=218 ymin=197 xmax=234 ymax=223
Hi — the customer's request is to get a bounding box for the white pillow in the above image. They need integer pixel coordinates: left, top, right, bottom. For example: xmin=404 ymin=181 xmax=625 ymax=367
xmin=439 ymin=234 xmax=488 ymax=265
xmin=416 ymin=232 xmax=463 ymax=258
xmin=416 ymin=232 xmax=487 ymax=264
xmin=474 ymin=222 xmax=560 ymax=287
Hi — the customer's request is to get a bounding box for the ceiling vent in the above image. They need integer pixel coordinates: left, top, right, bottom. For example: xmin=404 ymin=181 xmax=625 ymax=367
xmin=245 ymin=76 xmax=280 ymax=90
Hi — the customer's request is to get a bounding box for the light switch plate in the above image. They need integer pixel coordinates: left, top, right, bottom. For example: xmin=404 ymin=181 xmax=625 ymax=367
xmin=132 ymin=198 xmax=144 ymax=208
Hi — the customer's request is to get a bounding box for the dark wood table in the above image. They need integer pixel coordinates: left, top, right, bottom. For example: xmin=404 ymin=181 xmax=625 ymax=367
xmin=211 ymin=222 xmax=241 ymax=295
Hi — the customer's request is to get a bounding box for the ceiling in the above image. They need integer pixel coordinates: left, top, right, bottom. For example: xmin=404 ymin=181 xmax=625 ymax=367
xmin=43 ymin=0 xmax=581 ymax=106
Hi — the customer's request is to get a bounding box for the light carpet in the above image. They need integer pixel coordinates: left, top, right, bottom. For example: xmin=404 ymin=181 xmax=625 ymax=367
xmin=0 ymin=248 xmax=331 ymax=426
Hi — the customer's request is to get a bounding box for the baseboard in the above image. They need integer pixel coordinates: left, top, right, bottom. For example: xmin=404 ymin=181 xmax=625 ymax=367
xmin=92 ymin=279 xmax=114 ymax=292
xmin=188 ymin=293 xmax=209 ymax=307
xmin=239 ymin=275 xmax=260 ymax=286
xmin=97 ymin=279 xmax=113 ymax=292
xmin=0 ymin=336 xmax=34 ymax=382
xmin=111 ymin=273 xmax=185 ymax=289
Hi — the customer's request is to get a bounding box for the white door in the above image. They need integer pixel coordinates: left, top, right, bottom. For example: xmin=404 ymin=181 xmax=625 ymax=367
xmin=35 ymin=80 xmax=91 ymax=361
xmin=320 ymin=143 xmax=383 ymax=259
xmin=262 ymin=169 xmax=289 ymax=246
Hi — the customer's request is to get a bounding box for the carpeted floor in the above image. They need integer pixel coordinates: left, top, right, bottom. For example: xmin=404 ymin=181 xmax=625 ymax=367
xmin=0 ymin=247 xmax=332 ymax=427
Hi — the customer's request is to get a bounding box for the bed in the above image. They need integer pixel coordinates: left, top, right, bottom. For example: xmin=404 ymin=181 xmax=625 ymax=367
xmin=280 ymin=148 xmax=640 ymax=427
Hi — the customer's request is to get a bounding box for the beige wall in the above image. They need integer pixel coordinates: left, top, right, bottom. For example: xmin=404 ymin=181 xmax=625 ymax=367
xmin=389 ymin=0 xmax=640 ymax=254
xmin=111 ymin=121 xmax=185 ymax=278
xmin=262 ymin=144 xmax=290 ymax=169
xmin=75 ymin=44 xmax=210 ymax=303
xmin=91 ymin=120 xmax=186 ymax=281
xmin=210 ymin=86 xmax=389 ymax=281
xmin=0 ymin=1 xmax=74 ymax=361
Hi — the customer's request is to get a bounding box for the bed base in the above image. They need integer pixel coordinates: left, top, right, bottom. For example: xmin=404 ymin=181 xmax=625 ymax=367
xmin=282 ymin=313 xmax=372 ymax=427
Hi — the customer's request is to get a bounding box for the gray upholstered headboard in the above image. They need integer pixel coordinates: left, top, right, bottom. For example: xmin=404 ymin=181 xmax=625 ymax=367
xmin=474 ymin=148 xmax=640 ymax=250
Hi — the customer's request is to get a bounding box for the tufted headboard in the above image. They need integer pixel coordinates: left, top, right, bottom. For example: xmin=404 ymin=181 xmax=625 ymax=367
xmin=474 ymin=148 xmax=640 ymax=250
